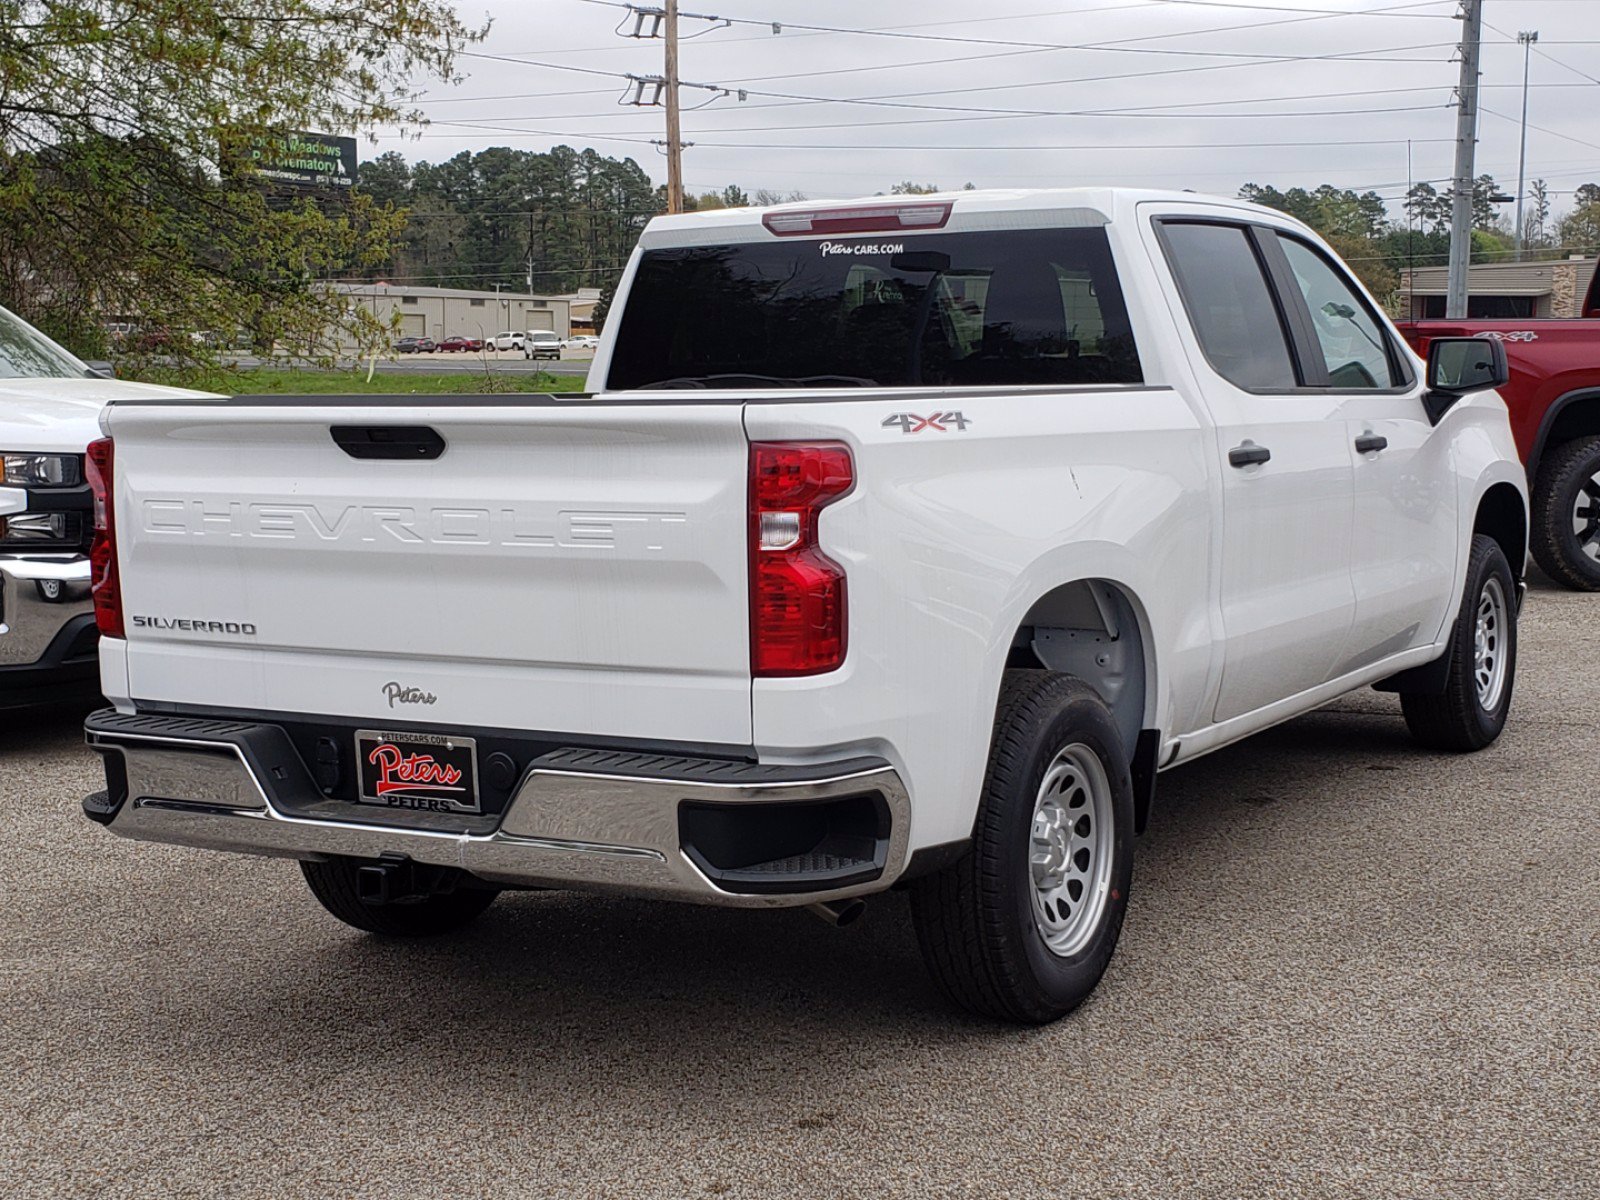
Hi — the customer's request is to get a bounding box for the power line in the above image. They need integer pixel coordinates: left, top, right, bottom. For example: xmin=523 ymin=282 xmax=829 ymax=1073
xmin=435 ymin=50 xmax=1458 ymax=124
xmin=433 ymin=42 xmax=1463 ymax=124
xmin=1146 ymin=0 xmax=1453 ymax=16
xmin=1480 ymin=104 xmax=1600 ymax=155
xmin=575 ymin=0 xmax=1453 ymax=60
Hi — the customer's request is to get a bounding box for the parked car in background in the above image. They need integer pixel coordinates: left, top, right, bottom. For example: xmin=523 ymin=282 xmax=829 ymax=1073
xmin=1398 ymin=268 xmax=1600 ymax=589
xmin=394 ymin=336 xmax=436 ymax=354
xmin=125 ymin=328 xmax=175 ymax=354
xmin=493 ymin=332 xmax=527 ymax=352
xmin=79 ymin=189 xmax=1526 ymax=1023
xmin=564 ymin=334 xmax=599 ymax=351
xmin=438 ymin=335 xmax=484 ymax=353
xmin=0 ymin=304 xmax=208 ymax=709
xmin=524 ymin=330 xmax=562 ymax=360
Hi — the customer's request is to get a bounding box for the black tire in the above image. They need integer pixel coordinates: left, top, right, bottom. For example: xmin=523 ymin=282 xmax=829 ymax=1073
xmin=911 ymin=672 xmax=1135 ymax=1024
xmin=300 ymin=858 xmax=500 ymax=936
xmin=1401 ymin=534 xmax=1518 ymax=752
xmin=1530 ymin=435 xmax=1600 ymax=591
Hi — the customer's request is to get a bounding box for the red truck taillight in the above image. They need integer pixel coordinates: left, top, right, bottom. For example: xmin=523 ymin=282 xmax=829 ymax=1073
xmin=85 ymin=437 xmax=124 ymax=638
xmin=749 ymin=442 xmax=853 ymax=676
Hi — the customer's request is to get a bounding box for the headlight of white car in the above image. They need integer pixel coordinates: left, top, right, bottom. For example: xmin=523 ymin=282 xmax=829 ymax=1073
xmin=2 ymin=452 xmax=81 ymax=488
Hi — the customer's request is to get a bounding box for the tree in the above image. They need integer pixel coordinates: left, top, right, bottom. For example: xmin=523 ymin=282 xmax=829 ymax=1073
xmin=1558 ymin=202 xmax=1600 ymax=259
xmin=890 ymin=182 xmax=941 ymax=195
xmin=1239 ymin=183 xmax=1388 ymax=241
xmin=720 ymin=185 xmax=751 ymax=208
xmin=1575 ymin=183 xmax=1600 ymax=209
xmin=1522 ymin=179 xmax=1552 ymax=251
xmin=1322 ymin=232 xmax=1398 ymax=304
xmin=357 ymin=152 xmax=414 ymax=208
xmin=400 ymin=145 xmax=660 ymax=294
xmin=1404 ymin=183 xmax=1451 ymax=236
xmin=0 ymin=1 xmax=483 ymax=359
xmin=1469 ymin=174 xmax=1507 ymax=232
xmin=590 ymin=274 xmax=617 ymax=336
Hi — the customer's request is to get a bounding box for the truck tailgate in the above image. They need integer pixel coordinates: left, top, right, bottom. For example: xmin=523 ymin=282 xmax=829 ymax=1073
xmin=104 ymin=400 xmax=753 ymax=745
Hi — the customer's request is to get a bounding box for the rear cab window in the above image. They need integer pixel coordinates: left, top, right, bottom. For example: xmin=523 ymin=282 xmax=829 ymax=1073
xmin=1157 ymin=222 xmax=1298 ymax=392
xmin=606 ymin=227 xmax=1143 ymax=390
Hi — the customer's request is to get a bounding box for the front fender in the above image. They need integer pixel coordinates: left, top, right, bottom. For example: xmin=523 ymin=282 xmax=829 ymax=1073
xmin=1451 ymin=392 xmax=1529 ymax=580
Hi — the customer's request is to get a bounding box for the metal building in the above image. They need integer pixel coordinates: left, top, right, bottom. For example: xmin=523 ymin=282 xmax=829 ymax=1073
xmin=337 ymin=283 xmax=573 ymax=344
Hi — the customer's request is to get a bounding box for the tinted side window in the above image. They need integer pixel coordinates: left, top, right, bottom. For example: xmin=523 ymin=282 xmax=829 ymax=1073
xmin=1160 ymin=222 xmax=1297 ymax=391
xmin=607 ymin=227 xmax=1142 ymax=389
xmin=1276 ymin=235 xmax=1399 ymax=389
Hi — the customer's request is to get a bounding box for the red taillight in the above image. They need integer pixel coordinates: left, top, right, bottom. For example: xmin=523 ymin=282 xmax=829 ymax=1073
xmin=749 ymin=442 xmax=853 ymax=677
xmin=85 ymin=437 xmax=123 ymax=638
xmin=761 ymin=202 xmax=952 ymax=238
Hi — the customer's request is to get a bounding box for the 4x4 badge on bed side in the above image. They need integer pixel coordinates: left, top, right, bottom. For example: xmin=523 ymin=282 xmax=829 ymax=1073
xmin=883 ymin=411 xmax=970 ymax=434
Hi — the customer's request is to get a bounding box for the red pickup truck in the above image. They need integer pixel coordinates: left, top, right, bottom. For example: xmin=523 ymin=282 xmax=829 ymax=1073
xmin=1399 ymin=268 xmax=1600 ymax=590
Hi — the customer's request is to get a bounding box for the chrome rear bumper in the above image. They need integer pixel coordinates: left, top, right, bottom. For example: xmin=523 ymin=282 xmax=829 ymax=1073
xmin=84 ymin=710 xmax=911 ymax=908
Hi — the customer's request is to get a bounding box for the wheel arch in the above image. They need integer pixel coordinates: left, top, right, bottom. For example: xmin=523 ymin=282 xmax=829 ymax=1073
xmin=1005 ymin=579 xmax=1154 ymax=740
xmin=1528 ymin=387 xmax=1600 ymax=482
xmin=1474 ymin=481 xmax=1529 ymax=581
xmin=1002 ymin=577 xmax=1163 ymax=833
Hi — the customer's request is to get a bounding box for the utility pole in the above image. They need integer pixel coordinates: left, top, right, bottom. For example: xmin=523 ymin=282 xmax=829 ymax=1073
xmin=1446 ymin=0 xmax=1484 ymax=319
xmin=664 ymin=0 xmax=684 ymax=214
xmin=617 ymin=3 xmax=739 ymax=209
xmin=1514 ymin=30 xmax=1539 ymax=261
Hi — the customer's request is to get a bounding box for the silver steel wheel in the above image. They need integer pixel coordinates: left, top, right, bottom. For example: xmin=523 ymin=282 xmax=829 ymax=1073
xmin=1473 ymin=576 xmax=1510 ymax=712
xmin=1028 ymin=744 xmax=1114 ymax=958
xmin=1572 ymin=471 xmax=1600 ymax=563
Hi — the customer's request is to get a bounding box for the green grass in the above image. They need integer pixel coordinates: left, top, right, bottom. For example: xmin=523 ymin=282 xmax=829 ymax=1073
xmin=126 ymin=366 xmax=588 ymax=395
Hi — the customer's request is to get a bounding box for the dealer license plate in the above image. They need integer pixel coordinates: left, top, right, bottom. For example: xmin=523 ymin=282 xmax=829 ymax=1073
xmin=354 ymin=730 xmax=481 ymax=814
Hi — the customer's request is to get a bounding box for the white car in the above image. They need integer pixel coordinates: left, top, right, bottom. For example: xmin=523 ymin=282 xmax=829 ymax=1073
xmin=523 ymin=330 xmax=562 ymax=360
xmin=563 ymin=335 xmax=599 ymax=351
xmin=0 ymin=305 xmax=206 ymax=708
xmin=79 ymin=189 xmax=1526 ymax=1023
xmin=491 ymin=332 xmax=526 ymax=352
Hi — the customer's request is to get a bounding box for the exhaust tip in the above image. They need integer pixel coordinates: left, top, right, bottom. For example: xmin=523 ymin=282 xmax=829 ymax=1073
xmin=807 ymin=898 xmax=866 ymax=928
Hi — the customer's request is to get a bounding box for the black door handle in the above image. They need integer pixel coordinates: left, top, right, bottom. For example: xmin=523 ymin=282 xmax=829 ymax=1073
xmin=1354 ymin=433 xmax=1389 ymax=454
xmin=330 ymin=425 xmax=447 ymax=460
xmin=1228 ymin=442 xmax=1271 ymax=468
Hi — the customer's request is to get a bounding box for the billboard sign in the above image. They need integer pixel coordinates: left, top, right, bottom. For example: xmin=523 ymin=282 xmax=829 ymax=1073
xmin=242 ymin=132 xmax=358 ymax=190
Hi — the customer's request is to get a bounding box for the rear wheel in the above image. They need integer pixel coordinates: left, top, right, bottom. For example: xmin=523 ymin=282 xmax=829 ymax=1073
xmin=1530 ymin=435 xmax=1600 ymax=591
xmin=911 ymin=672 xmax=1134 ymax=1024
xmin=300 ymin=858 xmax=500 ymax=936
xmin=1401 ymin=534 xmax=1518 ymax=752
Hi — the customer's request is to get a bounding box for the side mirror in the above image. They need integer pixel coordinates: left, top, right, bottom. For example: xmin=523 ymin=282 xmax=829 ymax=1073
xmin=1423 ymin=336 xmax=1509 ymax=425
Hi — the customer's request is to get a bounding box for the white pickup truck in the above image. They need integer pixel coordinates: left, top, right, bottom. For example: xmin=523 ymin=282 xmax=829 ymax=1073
xmin=82 ymin=189 xmax=1527 ymax=1023
xmin=0 ymin=306 xmax=203 ymax=708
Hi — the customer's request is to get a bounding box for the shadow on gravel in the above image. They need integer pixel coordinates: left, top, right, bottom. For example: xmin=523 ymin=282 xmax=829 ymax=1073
xmin=0 ymin=695 xmax=100 ymax=751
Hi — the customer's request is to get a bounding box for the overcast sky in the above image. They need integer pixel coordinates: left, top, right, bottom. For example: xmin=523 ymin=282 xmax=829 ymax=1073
xmin=374 ymin=0 xmax=1600 ymax=218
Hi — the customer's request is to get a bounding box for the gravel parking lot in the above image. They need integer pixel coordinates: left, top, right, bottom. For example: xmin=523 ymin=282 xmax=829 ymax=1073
xmin=2 ymin=580 xmax=1595 ymax=1199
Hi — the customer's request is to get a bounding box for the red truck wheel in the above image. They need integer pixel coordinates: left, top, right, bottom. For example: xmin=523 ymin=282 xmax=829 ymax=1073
xmin=1531 ymin=436 xmax=1600 ymax=591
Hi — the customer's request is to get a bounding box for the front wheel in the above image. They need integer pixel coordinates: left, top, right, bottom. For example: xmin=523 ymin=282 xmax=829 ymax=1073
xmin=911 ymin=672 xmax=1134 ymax=1024
xmin=1401 ymin=534 xmax=1518 ymax=752
xmin=1530 ymin=435 xmax=1600 ymax=591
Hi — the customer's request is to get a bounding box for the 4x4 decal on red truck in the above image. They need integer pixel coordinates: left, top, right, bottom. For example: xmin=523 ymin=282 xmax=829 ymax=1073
xmin=1474 ymin=330 xmax=1540 ymax=343
xmin=883 ymin=411 xmax=971 ymax=434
